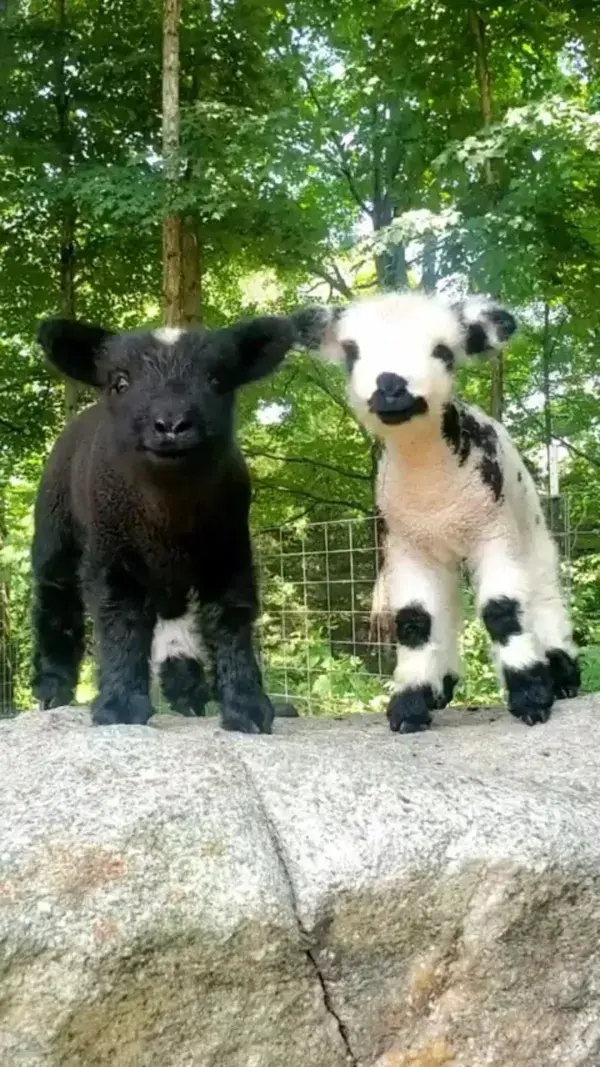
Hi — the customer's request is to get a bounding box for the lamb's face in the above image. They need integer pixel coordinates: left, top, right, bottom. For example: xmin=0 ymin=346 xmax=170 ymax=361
xmin=99 ymin=329 xmax=237 ymax=469
xmin=340 ymin=294 xmax=464 ymax=430
xmin=294 ymin=292 xmax=516 ymax=436
xmin=37 ymin=314 xmax=296 ymax=472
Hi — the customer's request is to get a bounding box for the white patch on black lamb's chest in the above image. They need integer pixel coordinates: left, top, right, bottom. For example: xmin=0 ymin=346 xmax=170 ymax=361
xmin=152 ymin=326 xmax=184 ymax=346
xmin=151 ymin=591 xmax=203 ymax=666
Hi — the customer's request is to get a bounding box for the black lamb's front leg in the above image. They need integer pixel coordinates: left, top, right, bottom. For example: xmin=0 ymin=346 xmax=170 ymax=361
xmin=83 ymin=556 xmax=156 ymax=726
xmin=200 ymin=582 xmax=273 ymax=736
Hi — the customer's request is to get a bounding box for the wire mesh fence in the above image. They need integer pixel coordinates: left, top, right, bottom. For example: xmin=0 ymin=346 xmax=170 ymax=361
xmin=253 ymin=498 xmax=600 ymax=715
xmin=254 ymin=513 xmax=394 ymax=716
xmin=1 ymin=497 xmax=600 ymax=718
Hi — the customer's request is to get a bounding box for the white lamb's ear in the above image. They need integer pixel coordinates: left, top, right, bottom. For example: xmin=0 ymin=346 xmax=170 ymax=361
xmin=453 ymin=295 xmax=517 ymax=359
xmin=290 ymin=306 xmax=345 ymax=363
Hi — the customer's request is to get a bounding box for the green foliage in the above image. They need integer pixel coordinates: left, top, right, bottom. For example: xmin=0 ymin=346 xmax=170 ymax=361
xmin=581 ymin=646 xmax=600 ymax=693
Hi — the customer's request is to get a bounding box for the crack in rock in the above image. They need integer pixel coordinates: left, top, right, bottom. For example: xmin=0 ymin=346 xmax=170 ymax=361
xmin=229 ymin=746 xmax=359 ymax=1066
xmin=305 ymin=944 xmax=358 ymax=1066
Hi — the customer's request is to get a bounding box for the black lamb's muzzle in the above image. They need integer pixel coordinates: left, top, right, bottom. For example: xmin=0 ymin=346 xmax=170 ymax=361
xmin=368 ymin=387 xmax=429 ymax=425
xmin=138 ymin=419 xmax=227 ymax=470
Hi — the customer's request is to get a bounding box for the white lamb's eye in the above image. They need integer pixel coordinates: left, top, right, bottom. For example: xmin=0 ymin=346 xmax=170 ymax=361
xmin=111 ymin=373 xmax=129 ymax=394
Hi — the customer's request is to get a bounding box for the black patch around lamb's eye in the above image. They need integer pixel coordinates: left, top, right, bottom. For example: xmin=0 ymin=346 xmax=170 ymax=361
xmin=432 ymin=343 xmax=455 ymax=369
xmin=342 ymin=340 xmax=359 ymax=373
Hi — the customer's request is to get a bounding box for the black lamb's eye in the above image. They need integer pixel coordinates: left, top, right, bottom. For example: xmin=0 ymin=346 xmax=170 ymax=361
xmin=111 ymin=373 xmax=129 ymax=394
xmin=342 ymin=340 xmax=359 ymax=372
xmin=432 ymin=343 xmax=454 ymax=370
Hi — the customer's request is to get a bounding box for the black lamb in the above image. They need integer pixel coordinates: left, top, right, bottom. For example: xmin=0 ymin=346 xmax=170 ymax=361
xmin=32 ymin=316 xmax=297 ymax=731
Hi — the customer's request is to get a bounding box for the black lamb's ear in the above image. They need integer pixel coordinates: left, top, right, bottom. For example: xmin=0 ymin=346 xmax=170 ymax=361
xmin=291 ymin=306 xmax=339 ymax=350
xmin=36 ymin=318 xmax=114 ymax=387
xmin=290 ymin=305 xmax=345 ymax=362
xmin=215 ymin=315 xmax=297 ymax=390
xmin=453 ymin=297 xmax=517 ymax=358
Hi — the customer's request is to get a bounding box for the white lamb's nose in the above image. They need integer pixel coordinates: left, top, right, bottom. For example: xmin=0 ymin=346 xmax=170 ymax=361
xmin=376 ymin=372 xmax=408 ymax=398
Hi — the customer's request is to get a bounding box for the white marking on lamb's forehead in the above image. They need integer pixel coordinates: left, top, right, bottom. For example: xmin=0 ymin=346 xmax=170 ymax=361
xmin=152 ymin=326 xmax=184 ymax=345
xmin=339 ymin=292 xmax=462 ymax=350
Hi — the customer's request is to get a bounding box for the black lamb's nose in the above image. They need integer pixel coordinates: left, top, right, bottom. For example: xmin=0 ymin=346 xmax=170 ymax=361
xmin=154 ymin=416 xmax=192 ymax=438
xmin=376 ymin=372 xmax=408 ymax=398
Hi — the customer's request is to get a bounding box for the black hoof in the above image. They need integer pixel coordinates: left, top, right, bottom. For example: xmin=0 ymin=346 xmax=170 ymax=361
xmin=34 ymin=675 xmax=76 ymax=710
xmin=220 ymin=691 xmax=274 ymax=735
xmin=546 ymin=649 xmax=581 ymax=700
xmin=433 ymin=672 xmax=459 ymax=710
xmin=505 ymin=662 xmax=554 ymax=726
xmin=273 ymin=702 xmax=299 ymax=718
xmin=92 ymin=693 xmax=154 ymax=726
xmin=220 ymin=713 xmax=261 ymax=735
xmin=159 ymin=656 xmax=213 ymax=717
xmin=387 ymin=685 xmax=435 ymax=734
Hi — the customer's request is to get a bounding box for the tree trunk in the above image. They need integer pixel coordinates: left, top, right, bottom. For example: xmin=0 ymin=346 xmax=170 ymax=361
xmin=181 ymin=217 xmax=200 ymax=324
xmin=61 ymin=201 xmax=79 ymax=418
xmin=469 ymin=8 xmax=503 ymax=422
xmin=162 ymin=0 xmax=189 ymax=326
xmin=541 ymin=302 xmax=560 ymax=530
xmin=373 ymin=192 xmax=408 ymax=290
xmin=0 ymin=491 xmax=14 ymax=715
xmin=469 ymin=9 xmax=494 ymax=184
xmin=54 ymin=0 xmax=80 ymax=419
xmin=421 ymin=235 xmax=437 ymax=292
xmin=162 ymin=4 xmax=201 ymax=327
xmin=163 ymin=215 xmax=183 ymax=327
xmin=372 ymin=104 xmax=408 ymax=292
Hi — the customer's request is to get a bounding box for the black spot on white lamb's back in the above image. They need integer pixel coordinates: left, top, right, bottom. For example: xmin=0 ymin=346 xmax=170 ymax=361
xmin=439 ymin=400 xmax=545 ymax=546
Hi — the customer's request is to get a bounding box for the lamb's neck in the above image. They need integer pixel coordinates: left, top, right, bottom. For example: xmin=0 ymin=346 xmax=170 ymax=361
xmin=381 ymin=413 xmax=447 ymax=468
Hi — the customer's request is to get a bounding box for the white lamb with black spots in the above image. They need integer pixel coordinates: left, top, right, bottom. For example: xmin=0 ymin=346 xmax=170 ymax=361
xmin=293 ymin=290 xmax=580 ymax=732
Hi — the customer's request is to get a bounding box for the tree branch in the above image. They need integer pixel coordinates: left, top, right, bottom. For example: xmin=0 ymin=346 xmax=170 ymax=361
xmin=513 ymin=397 xmax=600 ymax=471
xmin=256 ymin=502 xmax=319 ymax=530
xmin=552 ymin=433 xmax=600 ymax=470
xmin=303 ymin=368 xmax=372 ymax=444
xmin=308 ymin=261 xmax=354 ymax=300
xmin=245 ymin=448 xmax=371 ymax=482
xmin=0 ymin=415 xmax=24 ymax=434
xmin=253 ymin=481 xmax=370 ymax=514
xmin=301 ymin=75 xmax=372 ymax=218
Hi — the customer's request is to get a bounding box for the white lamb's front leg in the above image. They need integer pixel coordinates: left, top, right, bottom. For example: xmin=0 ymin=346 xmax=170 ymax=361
xmin=385 ymin=538 xmax=459 ymax=733
xmin=471 ymin=536 xmax=554 ymax=725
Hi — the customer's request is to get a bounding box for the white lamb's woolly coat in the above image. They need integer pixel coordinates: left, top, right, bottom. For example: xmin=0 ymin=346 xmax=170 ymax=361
xmin=375 ymin=404 xmax=575 ymax=683
xmin=297 ymin=289 xmax=580 ymax=731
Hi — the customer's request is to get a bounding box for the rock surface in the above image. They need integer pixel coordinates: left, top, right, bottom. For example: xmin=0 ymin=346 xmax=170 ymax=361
xmin=1 ymin=698 xmax=600 ymax=1066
